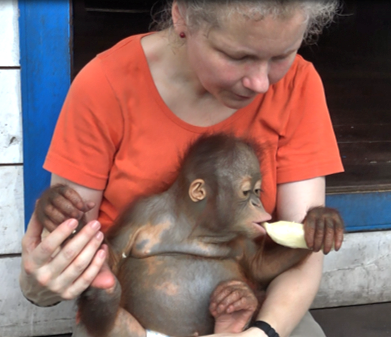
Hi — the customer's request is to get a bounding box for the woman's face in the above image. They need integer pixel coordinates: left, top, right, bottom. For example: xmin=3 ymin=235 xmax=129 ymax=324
xmin=184 ymin=9 xmax=307 ymax=109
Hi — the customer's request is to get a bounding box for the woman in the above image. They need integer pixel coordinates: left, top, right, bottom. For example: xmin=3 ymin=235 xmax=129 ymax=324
xmin=20 ymin=1 xmax=343 ymax=336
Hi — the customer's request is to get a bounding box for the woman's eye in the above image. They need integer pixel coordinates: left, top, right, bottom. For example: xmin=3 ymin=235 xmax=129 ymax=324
xmin=220 ymin=50 xmax=246 ymax=61
xmin=272 ymin=56 xmax=287 ymax=62
xmin=229 ymin=54 xmax=247 ymax=61
xmin=272 ymin=52 xmax=293 ymax=62
xmin=230 ymin=55 xmax=246 ymax=61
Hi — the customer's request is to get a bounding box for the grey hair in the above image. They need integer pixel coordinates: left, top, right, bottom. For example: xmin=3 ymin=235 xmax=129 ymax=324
xmin=151 ymin=0 xmax=340 ymax=44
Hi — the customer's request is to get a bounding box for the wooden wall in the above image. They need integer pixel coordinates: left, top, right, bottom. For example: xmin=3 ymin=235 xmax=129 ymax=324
xmin=0 ymin=1 xmax=75 ymax=336
xmin=0 ymin=0 xmax=23 ymax=255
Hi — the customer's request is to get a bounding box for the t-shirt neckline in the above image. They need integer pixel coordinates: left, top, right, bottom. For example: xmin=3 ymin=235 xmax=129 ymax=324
xmin=136 ymin=33 xmax=260 ymax=133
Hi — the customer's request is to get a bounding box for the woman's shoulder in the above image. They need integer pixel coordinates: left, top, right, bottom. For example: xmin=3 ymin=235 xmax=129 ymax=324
xmin=97 ymin=33 xmax=151 ymax=62
xmin=284 ymin=54 xmax=317 ymax=84
xmin=69 ymin=32 xmax=156 ymax=103
xmin=292 ymin=54 xmax=314 ymax=70
xmin=74 ymin=33 xmax=153 ymax=83
xmin=269 ymin=54 xmax=321 ymax=100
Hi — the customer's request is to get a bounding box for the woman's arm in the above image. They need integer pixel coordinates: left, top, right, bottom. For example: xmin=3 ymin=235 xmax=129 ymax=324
xmin=254 ymin=177 xmax=326 ymax=337
xmin=51 ymin=174 xmax=103 ymax=222
xmin=19 ymin=174 xmax=111 ymax=306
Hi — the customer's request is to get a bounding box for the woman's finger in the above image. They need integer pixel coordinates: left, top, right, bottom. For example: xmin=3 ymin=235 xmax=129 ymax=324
xmin=67 ymin=256 xmax=116 ymax=299
xmin=32 ymin=218 xmax=79 ymax=267
xmin=56 ymin=229 xmax=105 ymax=287
xmin=22 ymin=212 xmax=45 ymax=254
xmin=47 ymin=220 xmax=103 ymax=277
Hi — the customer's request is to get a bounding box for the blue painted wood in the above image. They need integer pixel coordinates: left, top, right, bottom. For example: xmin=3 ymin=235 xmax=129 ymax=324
xmin=326 ymin=191 xmax=391 ymax=232
xmin=19 ymin=0 xmax=71 ymax=227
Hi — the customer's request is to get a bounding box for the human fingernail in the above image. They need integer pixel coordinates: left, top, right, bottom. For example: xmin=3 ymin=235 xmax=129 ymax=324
xmin=98 ymin=249 xmax=106 ymax=259
xmin=96 ymin=231 xmax=103 ymax=240
xmin=90 ymin=221 xmax=101 ymax=230
xmin=67 ymin=219 xmax=78 ymax=229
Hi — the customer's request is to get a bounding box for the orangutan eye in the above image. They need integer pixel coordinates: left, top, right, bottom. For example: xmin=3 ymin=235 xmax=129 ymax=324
xmin=254 ymin=180 xmax=262 ymax=197
xmin=240 ymin=179 xmax=252 ymax=198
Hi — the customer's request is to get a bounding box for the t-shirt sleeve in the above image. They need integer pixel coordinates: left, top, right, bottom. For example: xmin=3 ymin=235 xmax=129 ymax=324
xmin=276 ymin=61 xmax=344 ymax=184
xmin=44 ymin=57 xmax=124 ymax=189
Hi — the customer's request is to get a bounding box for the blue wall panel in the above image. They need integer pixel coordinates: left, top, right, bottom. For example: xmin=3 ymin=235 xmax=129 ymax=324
xmin=327 ymin=191 xmax=391 ymax=232
xmin=19 ymin=0 xmax=71 ymax=226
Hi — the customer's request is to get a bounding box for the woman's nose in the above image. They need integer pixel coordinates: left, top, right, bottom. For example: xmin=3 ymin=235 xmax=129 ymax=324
xmin=242 ymin=62 xmax=270 ymax=94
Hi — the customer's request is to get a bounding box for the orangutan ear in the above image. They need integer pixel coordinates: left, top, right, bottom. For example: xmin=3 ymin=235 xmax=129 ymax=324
xmin=189 ymin=179 xmax=207 ymax=202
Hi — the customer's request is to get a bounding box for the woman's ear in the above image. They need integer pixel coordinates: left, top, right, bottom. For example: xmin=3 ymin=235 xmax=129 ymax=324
xmin=171 ymin=1 xmax=187 ymax=36
xmin=189 ymin=179 xmax=207 ymax=202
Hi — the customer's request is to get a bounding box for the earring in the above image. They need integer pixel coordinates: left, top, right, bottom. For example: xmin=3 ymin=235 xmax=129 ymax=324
xmin=179 ymin=32 xmax=186 ymax=38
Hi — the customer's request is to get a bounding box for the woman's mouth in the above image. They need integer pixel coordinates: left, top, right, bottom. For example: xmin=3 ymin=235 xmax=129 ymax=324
xmin=235 ymin=93 xmax=252 ymax=100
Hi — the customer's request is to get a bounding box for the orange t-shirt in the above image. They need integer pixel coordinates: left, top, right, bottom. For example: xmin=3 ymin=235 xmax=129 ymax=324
xmin=44 ymin=33 xmax=343 ymax=232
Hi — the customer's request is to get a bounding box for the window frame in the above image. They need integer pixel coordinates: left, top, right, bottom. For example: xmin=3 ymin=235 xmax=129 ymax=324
xmin=19 ymin=0 xmax=71 ymax=225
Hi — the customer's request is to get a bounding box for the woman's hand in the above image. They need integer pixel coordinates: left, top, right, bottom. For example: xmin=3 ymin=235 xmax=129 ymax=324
xmin=20 ymin=212 xmax=114 ymax=306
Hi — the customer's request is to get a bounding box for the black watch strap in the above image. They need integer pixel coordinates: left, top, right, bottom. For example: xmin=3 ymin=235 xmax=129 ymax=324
xmin=249 ymin=320 xmax=280 ymax=337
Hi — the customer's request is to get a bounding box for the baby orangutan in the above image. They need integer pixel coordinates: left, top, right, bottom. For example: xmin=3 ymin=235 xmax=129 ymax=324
xmin=36 ymin=134 xmax=344 ymax=337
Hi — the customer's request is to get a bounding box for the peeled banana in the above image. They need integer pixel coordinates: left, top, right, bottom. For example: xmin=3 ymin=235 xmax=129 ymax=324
xmin=264 ymin=221 xmax=309 ymax=249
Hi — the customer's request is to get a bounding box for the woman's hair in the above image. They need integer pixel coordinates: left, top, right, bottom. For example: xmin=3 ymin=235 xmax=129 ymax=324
xmin=152 ymin=0 xmax=340 ymax=44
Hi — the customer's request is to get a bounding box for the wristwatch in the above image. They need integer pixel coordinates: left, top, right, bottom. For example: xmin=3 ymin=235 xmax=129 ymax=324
xmin=249 ymin=320 xmax=280 ymax=337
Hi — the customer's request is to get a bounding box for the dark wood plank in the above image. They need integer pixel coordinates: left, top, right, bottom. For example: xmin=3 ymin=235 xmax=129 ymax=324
xmin=300 ymin=0 xmax=391 ymax=191
xmin=72 ymin=0 xmax=160 ymax=77
xmin=334 ymin=124 xmax=391 ymax=143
